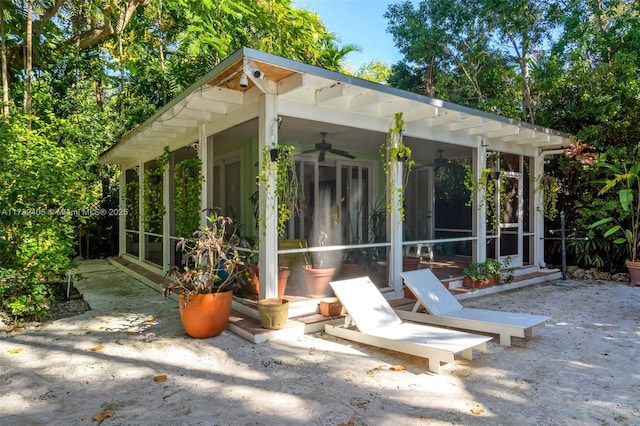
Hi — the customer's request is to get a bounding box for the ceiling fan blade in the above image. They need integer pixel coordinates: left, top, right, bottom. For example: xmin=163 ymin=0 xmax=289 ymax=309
xmin=302 ymin=148 xmax=320 ymax=154
xmin=318 ymin=150 xmax=326 ymax=162
xmin=330 ymin=149 xmax=356 ymax=159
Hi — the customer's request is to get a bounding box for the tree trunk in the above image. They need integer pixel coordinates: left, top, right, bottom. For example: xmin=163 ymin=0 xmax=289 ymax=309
xmin=0 ymin=0 xmax=9 ymax=121
xmin=24 ymin=0 xmax=33 ymax=128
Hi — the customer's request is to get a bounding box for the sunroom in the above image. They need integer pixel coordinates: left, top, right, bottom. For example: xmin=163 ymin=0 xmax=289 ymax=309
xmin=100 ymin=47 xmax=571 ymax=318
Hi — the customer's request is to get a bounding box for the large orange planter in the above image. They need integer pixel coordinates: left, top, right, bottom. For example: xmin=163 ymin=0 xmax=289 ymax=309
xmin=178 ymin=291 xmax=233 ymax=338
xmin=625 ymin=260 xmax=640 ymax=286
xmin=303 ymin=265 xmax=336 ymax=298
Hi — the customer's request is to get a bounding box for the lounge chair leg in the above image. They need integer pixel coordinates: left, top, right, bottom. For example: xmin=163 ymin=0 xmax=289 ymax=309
xmin=524 ymin=328 xmax=533 ymax=338
xmin=499 ymin=334 xmax=512 ymax=346
xmin=461 ymin=348 xmax=473 ymax=360
xmin=428 ymin=358 xmax=441 ymax=374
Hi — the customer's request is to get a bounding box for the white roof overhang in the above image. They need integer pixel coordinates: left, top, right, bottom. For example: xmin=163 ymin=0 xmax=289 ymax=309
xmin=100 ymin=47 xmax=572 ymax=167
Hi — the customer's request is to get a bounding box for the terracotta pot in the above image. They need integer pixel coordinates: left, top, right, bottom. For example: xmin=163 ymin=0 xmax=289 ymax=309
xmin=340 ymin=262 xmax=366 ymax=279
xmin=249 ymin=264 xmax=291 ymax=298
xmin=302 ymin=265 xmax=336 ymax=298
xmin=625 ymin=260 xmax=640 ymax=286
xmin=257 ymin=298 xmax=289 ymax=330
xmin=235 ymin=263 xmax=257 ymax=296
xmin=463 ymin=276 xmax=492 ymax=289
xmin=178 ymin=291 xmax=232 ymax=338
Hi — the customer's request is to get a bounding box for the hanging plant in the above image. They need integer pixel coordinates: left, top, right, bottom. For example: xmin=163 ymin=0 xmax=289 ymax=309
xmin=174 ymin=157 xmax=202 ymax=238
xmin=125 ymin=179 xmax=139 ymax=230
xmin=536 ymin=174 xmax=561 ymax=221
xmin=380 ymin=112 xmax=414 ymax=221
xmin=143 ymin=146 xmax=170 ymax=233
xmin=256 ymin=144 xmax=300 ymax=236
xmin=464 ymin=164 xmax=504 ymax=233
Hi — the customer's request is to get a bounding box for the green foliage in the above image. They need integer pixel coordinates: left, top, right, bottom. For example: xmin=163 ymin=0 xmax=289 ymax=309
xmin=463 ymin=258 xmax=514 ymax=283
xmin=256 ymin=145 xmax=300 ymax=237
xmin=463 ymin=165 xmax=499 ymax=232
xmin=143 ymin=147 xmax=170 ymax=233
xmin=174 ymin=157 xmax=202 ymax=238
xmin=536 ymin=175 xmax=561 ymax=221
xmin=165 ymin=214 xmax=245 ymax=297
xmin=590 ymin=152 xmax=640 ymax=263
xmin=380 ymin=113 xmax=414 ymax=221
xmin=0 ymin=115 xmax=99 ymax=280
xmin=125 ymin=179 xmax=140 ymax=230
xmin=0 ymin=268 xmax=53 ymax=321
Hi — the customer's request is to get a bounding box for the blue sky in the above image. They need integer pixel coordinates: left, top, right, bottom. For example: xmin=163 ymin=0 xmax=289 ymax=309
xmin=292 ymin=0 xmax=411 ymax=70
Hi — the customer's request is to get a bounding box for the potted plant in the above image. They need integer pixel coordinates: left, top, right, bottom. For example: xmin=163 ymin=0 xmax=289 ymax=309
xmin=462 ymin=258 xmax=513 ymax=288
xmin=462 ymin=262 xmax=492 ymax=288
xmin=302 ymin=231 xmax=336 ymax=298
xmin=164 ymin=213 xmax=244 ymax=338
xmin=256 ymin=144 xmax=300 ymax=237
xmin=590 ymin=157 xmax=640 ymax=286
xmin=340 ymin=247 xmax=377 ymax=278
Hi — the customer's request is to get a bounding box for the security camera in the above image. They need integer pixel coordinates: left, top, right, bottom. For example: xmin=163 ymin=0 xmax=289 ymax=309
xmin=239 ymin=73 xmax=248 ymax=88
xmin=252 ymin=69 xmax=265 ymax=79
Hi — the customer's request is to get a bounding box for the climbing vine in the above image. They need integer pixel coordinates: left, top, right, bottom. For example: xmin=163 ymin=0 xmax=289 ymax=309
xmin=380 ymin=112 xmax=414 ymax=221
xmin=174 ymin=157 xmax=202 ymax=238
xmin=464 ymin=164 xmax=510 ymax=233
xmin=536 ymin=175 xmax=561 ymax=221
xmin=143 ymin=146 xmax=170 ymax=233
xmin=125 ymin=179 xmax=139 ymax=230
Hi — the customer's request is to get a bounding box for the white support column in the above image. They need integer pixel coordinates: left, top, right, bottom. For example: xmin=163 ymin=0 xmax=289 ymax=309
xmin=388 ymin=119 xmax=403 ymax=296
xmin=199 ymin=125 xmax=210 ymax=227
xmin=162 ymin=150 xmax=172 ymax=273
xmin=118 ymin=168 xmax=126 ymax=256
xmin=534 ymin=154 xmax=545 ymax=267
xmin=138 ymin=162 xmax=145 ymax=262
xmin=258 ymin=94 xmax=279 ymax=299
xmin=475 ymin=143 xmax=487 ymax=262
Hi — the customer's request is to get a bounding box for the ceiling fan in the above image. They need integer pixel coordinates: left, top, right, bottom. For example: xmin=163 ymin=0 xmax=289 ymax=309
xmin=304 ymin=132 xmax=356 ymax=162
xmin=434 ymin=149 xmax=449 ymax=169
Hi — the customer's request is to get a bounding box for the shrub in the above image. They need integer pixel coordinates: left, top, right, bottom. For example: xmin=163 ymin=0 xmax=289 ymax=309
xmin=0 ymin=268 xmax=54 ymax=322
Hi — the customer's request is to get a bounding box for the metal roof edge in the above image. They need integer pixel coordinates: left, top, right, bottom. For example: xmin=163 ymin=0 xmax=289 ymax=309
xmin=101 ymin=46 xmax=572 ymax=162
xmin=242 ymin=47 xmax=571 ymax=140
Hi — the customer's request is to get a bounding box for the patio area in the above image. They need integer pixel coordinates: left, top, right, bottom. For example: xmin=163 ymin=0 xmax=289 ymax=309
xmin=0 ymin=259 xmax=638 ymax=424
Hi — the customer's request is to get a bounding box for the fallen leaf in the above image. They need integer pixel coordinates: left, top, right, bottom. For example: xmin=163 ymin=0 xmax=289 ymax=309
xmin=92 ymin=409 xmax=114 ymax=424
xmin=471 ymin=407 xmax=484 ymax=415
xmin=390 ymin=365 xmax=406 ymax=371
xmin=90 ymin=345 xmax=105 ymax=352
xmin=126 ymin=331 xmax=139 ymax=335
xmin=8 ymin=348 xmax=23 ymax=354
xmin=337 ymin=421 xmax=355 ymax=426
xmin=145 ymin=316 xmax=155 ymax=322
xmin=154 ymin=374 xmax=168 ymax=382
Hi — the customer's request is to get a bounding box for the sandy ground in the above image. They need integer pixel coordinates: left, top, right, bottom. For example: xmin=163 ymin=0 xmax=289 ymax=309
xmin=0 ymin=259 xmax=638 ymax=426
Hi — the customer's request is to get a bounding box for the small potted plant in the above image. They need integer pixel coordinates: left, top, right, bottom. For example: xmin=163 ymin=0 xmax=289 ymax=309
xmin=164 ymin=213 xmax=244 ymax=338
xmin=463 ymin=258 xmax=514 ymax=288
xmin=462 ymin=262 xmax=492 ymax=288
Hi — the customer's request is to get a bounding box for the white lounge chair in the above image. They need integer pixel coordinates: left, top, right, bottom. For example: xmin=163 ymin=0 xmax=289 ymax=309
xmin=399 ymin=269 xmax=550 ymax=346
xmin=324 ymin=277 xmax=491 ymax=374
